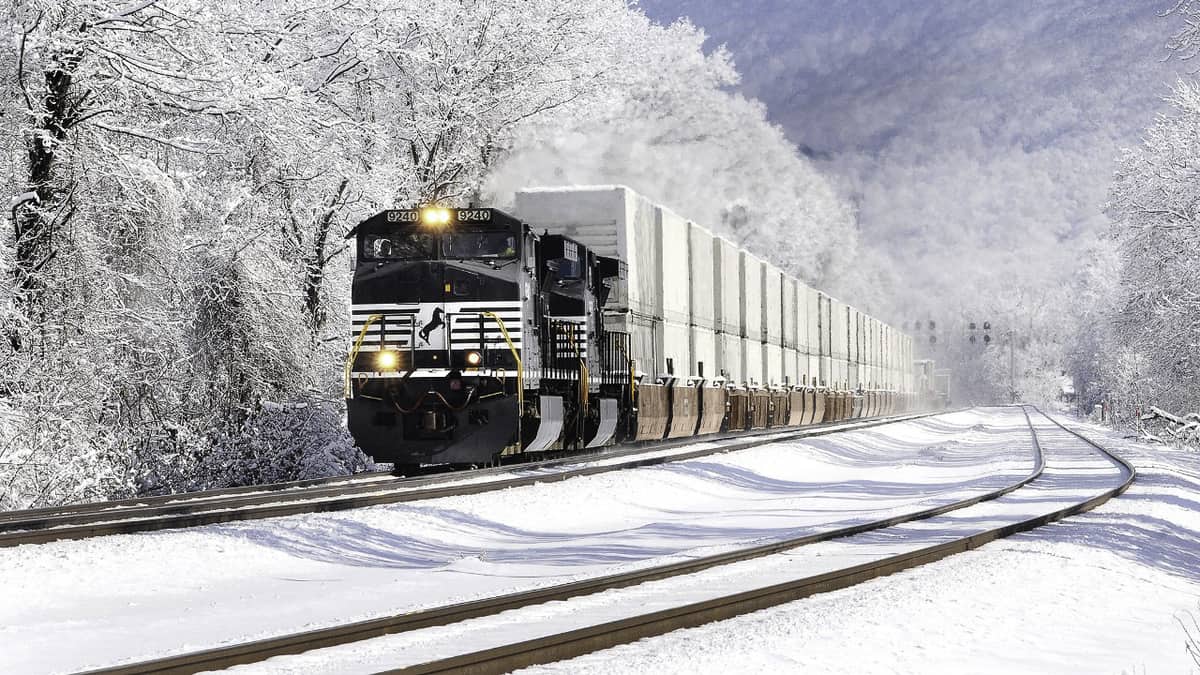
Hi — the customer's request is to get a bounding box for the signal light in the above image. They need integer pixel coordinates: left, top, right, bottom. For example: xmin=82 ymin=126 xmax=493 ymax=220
xmin=465 ymin=350 xmax=482 ymax=367
xmin=420 ymin=207 xmax=452 ymax=226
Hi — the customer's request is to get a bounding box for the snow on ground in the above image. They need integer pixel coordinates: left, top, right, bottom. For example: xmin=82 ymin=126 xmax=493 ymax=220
xmin=216 ymin=406 xmax=1126 ymax=674
xmin=0 ymin=409 xmax=1024 ymax=674
xmin=517 ymin=412 xmax=1200 ymax=675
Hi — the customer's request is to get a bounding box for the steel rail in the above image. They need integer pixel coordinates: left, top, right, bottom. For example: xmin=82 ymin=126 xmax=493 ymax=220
xmin=84 ymin=406 xmax=1039 ymax=675
xmin=0 ymin=471 xmax=397 ymax=526
xmin=0 ymin=410 xmax=944 ymax=548
xmin=0 ymin=415 xmax=924 ymax=528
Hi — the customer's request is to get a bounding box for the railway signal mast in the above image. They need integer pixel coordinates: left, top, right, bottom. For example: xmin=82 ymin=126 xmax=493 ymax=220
xmin=967 ymin=319 xmax=1018 ymax=404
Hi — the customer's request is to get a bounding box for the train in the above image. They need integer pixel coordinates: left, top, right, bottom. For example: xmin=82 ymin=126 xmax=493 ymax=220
xmin=344 ymin=185 xmax=939 ymax=471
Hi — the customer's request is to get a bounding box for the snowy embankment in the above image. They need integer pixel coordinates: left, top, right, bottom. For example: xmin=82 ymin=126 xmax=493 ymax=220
xmin=519 ymin=413 xmax=1200 ymax=675
xmin=1 ymin=410 xmax=1024 ymax=674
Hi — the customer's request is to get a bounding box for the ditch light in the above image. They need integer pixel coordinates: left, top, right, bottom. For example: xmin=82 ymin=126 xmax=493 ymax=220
xmin=376 ymin=350 xmax=400 ymax=370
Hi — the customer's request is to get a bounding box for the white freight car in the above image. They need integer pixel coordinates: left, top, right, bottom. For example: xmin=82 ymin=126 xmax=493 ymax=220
xmin=876 ymin=318 xmax=886 ymax=388
xmin=740 ymin=251 xmax=764 ymax=385
xmin=713 ymin=237 xmax=740 ymax=336
xmin=816 ymin=292 xmax=831 ymax=386
xmin=847 ymin=306 xmax=860 ymax=388
xmin=874 ymin=322 xmax=884 ymax=411
xmin=713 ymin=236 xmax=742 ymax=382
xmin=802 ymin=284 xmax=819 ymax=386
xmin=689 ymin=222 xmax=717 ymax=380
xmin=763 ymin=262 xmax=784 ymax=385
xmin=782 ymin=277 xmax=799 ymax=385
xmin=515 ymin=184 xmax=912 ymax=398
xmin=658 ymin=206 xmax=691 ymax=377
xmin=831 ymin=297 xmax=849 ymax=387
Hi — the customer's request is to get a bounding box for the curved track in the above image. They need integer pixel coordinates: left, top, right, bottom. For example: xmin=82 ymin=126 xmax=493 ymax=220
xmin=0 ymin=411 xmax=939 ymax=547
xmin=84 ymin=407 xmax=1058 ymax=675
xmin=387 ymin=406 xmax=1135 ymax=675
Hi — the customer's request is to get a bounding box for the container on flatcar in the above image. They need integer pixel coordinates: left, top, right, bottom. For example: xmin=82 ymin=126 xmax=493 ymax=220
xmin=829 ymin=296 xmax=849 ymax=386
xmin=740 ymin=251 xmax=763 ymax=343
xmin=799 ymin=282 xmax=816 ymax=385
xmin=689 ymin=222 xmax=717 ymax=379
xmin=712 ymin=236 xmax=742 ymax=381
xmin=659 ymin=206 xmax=692 ymax=377
xmin=782 ymin=277 xmax=799 ymax=385
xmin=763 ymin=262 xmax=784 ymax=386
xmin=740 ymin=251 xmax=764 ymax=385
xmin=713 ymin=236 xmax=741 ymax=336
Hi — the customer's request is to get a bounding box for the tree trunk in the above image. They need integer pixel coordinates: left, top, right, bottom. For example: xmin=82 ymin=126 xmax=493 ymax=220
xmin=12 ymin=49 xmax=83 ymax=349
xmin=303 ymin=177 xmax=349 ymax=333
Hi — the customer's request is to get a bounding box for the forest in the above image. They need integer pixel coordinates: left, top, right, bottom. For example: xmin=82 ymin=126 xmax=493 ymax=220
xmin=3 ymin=0 xmax=1199 ymax=508
xmin=0 ymin=1 xmax=856 ymax=508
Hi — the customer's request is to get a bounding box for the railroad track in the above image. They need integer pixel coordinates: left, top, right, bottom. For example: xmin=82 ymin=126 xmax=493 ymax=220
xmin=84 ymin=406 xmax=1076 ymax=675
xmin=0 ymin=410 xmax=942 ymax=547
xmin=390 ymin=406 xmax=1134 ymax=675
xmin=0 ymin=470 xmax=397 ymax=526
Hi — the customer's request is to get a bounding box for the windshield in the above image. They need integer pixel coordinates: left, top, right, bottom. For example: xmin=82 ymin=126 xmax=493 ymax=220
xmin=363 ymin=231 xmax=436 ymax=260
xmin=441 ymin=231 xmax=518 ymax=259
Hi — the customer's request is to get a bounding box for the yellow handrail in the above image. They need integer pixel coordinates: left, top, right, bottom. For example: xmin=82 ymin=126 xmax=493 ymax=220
xmin=580 ymin=362 xmax=590 ymax=411
xmin=567 ymin=322 xmax=588 ymax=412
xmin=480 ymin=311 xmax=523 ymax=411
xmin=344 ymin=313 xmax=382 ymax=399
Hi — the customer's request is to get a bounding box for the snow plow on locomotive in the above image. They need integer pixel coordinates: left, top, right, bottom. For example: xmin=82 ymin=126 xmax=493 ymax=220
xmin=345 ymin=187 xmax=935 ymax=470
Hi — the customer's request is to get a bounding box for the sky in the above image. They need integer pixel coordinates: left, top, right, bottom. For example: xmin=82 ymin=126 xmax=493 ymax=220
xmin=638 ymin=1 xmax=1189 ymax=325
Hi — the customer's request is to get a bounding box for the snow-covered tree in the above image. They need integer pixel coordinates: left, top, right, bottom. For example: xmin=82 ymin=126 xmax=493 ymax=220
xmin=483 ymin=13 xmax=859 ymax=290
xmin=0 ymin=0 xmax=875 ymax=508
xmin=1 ymin=0 xmax=258 ymax=506
xmin=1106 ymin=79 xmax=1200 ymax=418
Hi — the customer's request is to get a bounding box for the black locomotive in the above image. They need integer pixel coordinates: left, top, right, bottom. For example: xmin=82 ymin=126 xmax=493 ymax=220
xmin=345 ymin=206 xmax=630 ymax=471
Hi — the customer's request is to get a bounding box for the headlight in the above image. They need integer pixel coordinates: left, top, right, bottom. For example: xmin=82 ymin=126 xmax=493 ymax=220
xmin=465 ymin=350 xmax=482 ymax=367
xmin=376 ymin=350 xmax=399 ymax=370
xmin=420 ymin=207 xmax=452 ymax=226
